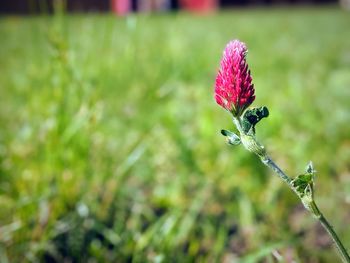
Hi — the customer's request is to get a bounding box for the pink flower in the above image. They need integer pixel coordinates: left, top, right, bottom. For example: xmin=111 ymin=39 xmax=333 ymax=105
xmin=214 ymin=40 xmax=255 ymax=116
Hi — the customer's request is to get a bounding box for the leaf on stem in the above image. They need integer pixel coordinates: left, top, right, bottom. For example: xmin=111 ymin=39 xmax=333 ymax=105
xmin=241 ymin=106 xmax=269 ymax=134
xmin=291 ymin=161 xmax=317 ymax=213
xmin=221 ymin=129 xmax=241 ymax=145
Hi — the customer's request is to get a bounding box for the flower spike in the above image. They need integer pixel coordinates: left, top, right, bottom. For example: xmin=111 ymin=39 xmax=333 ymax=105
xmin=214 ymin=40 xmax=255 ymax=116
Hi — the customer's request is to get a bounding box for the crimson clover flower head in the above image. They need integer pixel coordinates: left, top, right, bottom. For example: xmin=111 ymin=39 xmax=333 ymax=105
xmin=214 ymin=40 xmax=255 ymax=116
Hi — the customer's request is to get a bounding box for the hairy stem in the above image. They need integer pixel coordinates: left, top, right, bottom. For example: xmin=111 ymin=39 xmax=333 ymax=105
xmin=313 ymin=202 xmax=350 ymax=263
xmin=232 ymin=116 xmax=350 ymax=261
xmin=261 ymin=155 xmax=350 ymax=262
xmin=260 ymin=156 xmax=292 ymax=186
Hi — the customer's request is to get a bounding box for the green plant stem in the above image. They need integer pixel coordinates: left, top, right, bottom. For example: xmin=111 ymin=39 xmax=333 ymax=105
xmin=315 ymin=204 xmax=350 ymax=263
xmin=232 ymin=117 xmax=349 ymax=261
xmin=260 ymin=156 xmax=292 ymax=185
xmin=261 ymin=155 xmax=350 ymax=263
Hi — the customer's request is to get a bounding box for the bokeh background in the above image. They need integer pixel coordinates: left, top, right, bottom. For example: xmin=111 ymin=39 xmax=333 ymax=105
xmin=1 ymin=0 xmax=350 ymax=262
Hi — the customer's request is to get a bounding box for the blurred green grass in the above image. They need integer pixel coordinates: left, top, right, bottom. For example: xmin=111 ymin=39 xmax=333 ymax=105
xmin=0 ymin=7 xmax=350 ymax=262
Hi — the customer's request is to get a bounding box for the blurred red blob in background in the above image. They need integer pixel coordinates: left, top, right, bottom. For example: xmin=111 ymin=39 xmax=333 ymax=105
xmin=179 ymin=0 xmax=218 ymax=13
xmin=111 ymin=0 xmax=131 ymax=16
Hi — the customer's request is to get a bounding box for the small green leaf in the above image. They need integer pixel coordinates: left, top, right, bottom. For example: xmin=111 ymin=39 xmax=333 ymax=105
xmin=241 ymin=106 xmax=269 ymax=134
xmin=291 ymin=173 xmax=313 ymax=198
xmin=291 ymin=162 xmax=317 ymax=213
xmin=221 ymin=129 xmax=241 ymax=145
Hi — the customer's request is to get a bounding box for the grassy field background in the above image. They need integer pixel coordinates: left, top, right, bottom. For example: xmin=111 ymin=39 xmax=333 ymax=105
xmin=1 ymin=7 xmax=350 ymax=262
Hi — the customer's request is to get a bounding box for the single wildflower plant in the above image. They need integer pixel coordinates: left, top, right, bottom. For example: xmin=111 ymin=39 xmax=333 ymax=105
xmin=214 ymin=39 xmax=350 ymax=262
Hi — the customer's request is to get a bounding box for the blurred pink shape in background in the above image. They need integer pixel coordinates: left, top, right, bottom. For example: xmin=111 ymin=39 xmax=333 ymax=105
xmin=180 ymin=0 xmax=218 ymax=13
xmin=111 ymin=0 xmax=131 ymax=16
